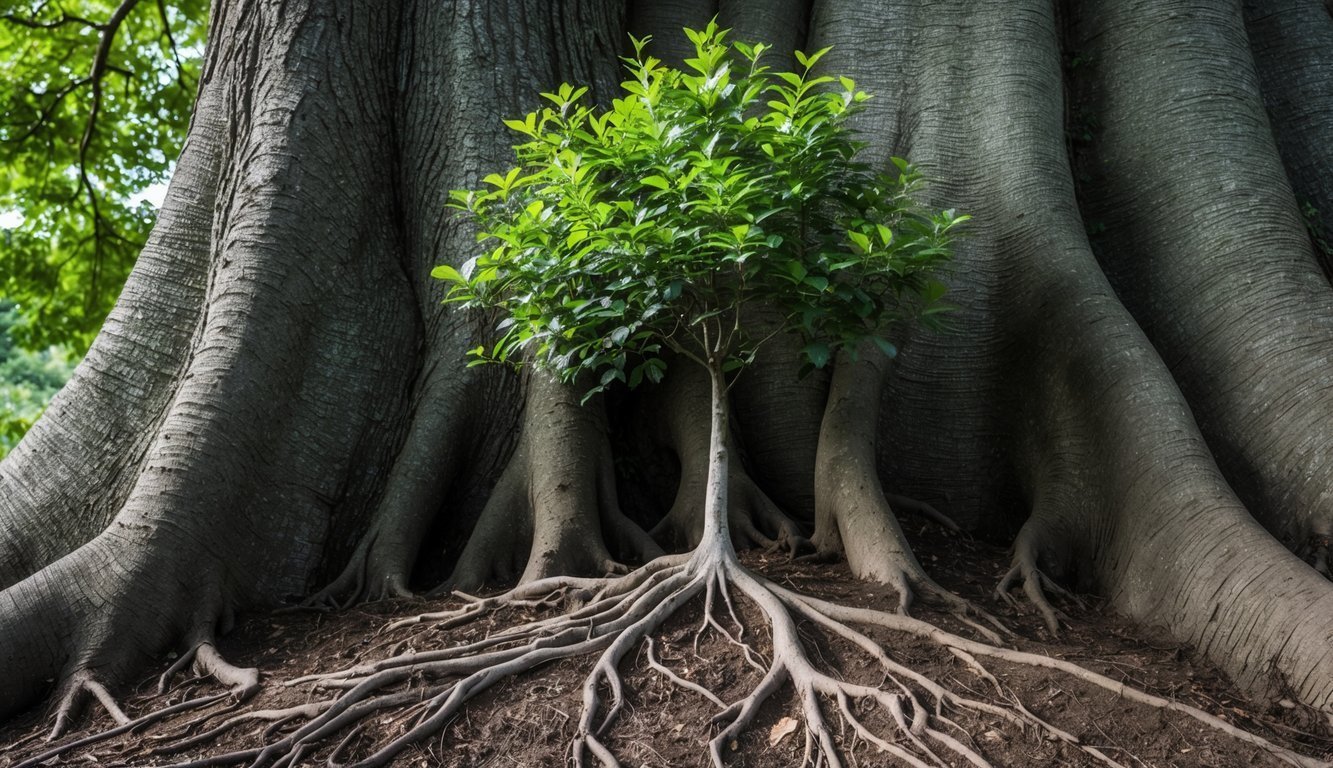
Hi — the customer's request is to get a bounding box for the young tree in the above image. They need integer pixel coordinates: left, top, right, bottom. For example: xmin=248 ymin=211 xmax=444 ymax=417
xmin=440 ymin=23 xmax=962 ymax=572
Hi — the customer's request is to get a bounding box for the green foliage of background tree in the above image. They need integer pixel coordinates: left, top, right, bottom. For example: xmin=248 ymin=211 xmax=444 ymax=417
xmin=0 ymin=0 xmax=206 ymax=351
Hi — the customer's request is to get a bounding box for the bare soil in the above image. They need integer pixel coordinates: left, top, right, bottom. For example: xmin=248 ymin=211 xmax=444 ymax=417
xmin=3 ymin=522 xmax=1331 ymax=767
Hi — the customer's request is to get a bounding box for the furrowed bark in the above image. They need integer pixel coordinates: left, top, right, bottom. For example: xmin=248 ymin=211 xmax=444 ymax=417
xmin=0 ymin=0 xmax=417 ymax=721
xmin=811 ymin=0 xmax=1011 ymax=534
xmin=831 ymin=0 xmax=1333 ymax=713
xmin=6 ymin=0 xmax=1333 ymax=755
xmin=313 ymin=0 xmax=627 ymax=600
xmin=1244 ymin=0 xmax=1333 ymax=278
xmin=628 ymin=0 xmax=718 ymax=67
xmin=0 ymin=80 xmax=223 ymax=591
xmin=1069 ymin=0 xmax=1333 ymax=552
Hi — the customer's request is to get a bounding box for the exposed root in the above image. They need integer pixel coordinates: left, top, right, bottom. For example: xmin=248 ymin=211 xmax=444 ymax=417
xmin=48 ymin=671 xmax=131 ymax=740
xmin=302 ymin=528 xmax=417 ymax=611
xmin=145 ymin=702 xmax=334 ymax=759
xmin=799 ymin=533 xmax=1004 ymax=640
xmin=644 ymin=636 xmax=726 ymax=708
xmin=995 ymin=529 xmax=1081 ymax=635
xmin=788 ymin=588 xmax=1330 ymax=768
xmin=158 ymin=641 xmax=261 ymax=702
xmin=13 ymin=693 xmax=228 ymax=768
xmin=884 ymin=492 xmax=962 ymax=533
xmin=12 ymin=635 xmax=263 ymax=767
xmin=118 ymin=544 xmax=1324 ymax=768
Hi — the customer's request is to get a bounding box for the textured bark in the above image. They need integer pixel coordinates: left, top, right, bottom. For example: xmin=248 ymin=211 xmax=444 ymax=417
xmin=812 ymin=346 xmax=943 ymax=610
xmin=0 ymin=0 xmax=420 ymax=721
xmin=1245 ymin=0 xmax=1333 ymax=278
xmin=1069 ymin=0 xmax=1333 ymax=553
xmin=3 ymin=0 xmax=1333 ymax=751
xmin=0 ymin=77 xmax=221 ymax=592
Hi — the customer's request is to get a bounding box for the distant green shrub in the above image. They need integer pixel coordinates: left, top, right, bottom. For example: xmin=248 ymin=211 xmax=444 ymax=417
xmin=0 ymin=301 xmax=77 ymax=458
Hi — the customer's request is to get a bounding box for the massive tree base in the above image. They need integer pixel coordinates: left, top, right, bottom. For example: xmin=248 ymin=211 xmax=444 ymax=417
xmin=5 ymin=0 xmax=1333 ymax=764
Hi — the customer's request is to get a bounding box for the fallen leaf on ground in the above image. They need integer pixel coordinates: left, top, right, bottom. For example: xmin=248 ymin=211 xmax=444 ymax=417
xmin=769 ymin=716 xmax=798 ymax=746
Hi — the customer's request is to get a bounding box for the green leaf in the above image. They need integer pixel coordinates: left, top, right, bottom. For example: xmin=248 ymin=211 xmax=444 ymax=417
xmin=847 ymin=230 xmax=871 ymax=253
xmin=803 ymin=341 xmax=831 ymax=368
xmin=876 ymin=224 xmax=893 ymax=246
xmin=503 ymin=116 xmax=536 ymax=136
xmin=871 ymin=336 xmax=898 ymax=359
xmin=431 ymin=264 xmax=464 ymax=283
xmin=442 ymin=22 xmax=960 ymax=398
xmin=794 ymin=46 xmax=832 ymax=70
xmin=645 ymin=358 xmax=667 ymax=383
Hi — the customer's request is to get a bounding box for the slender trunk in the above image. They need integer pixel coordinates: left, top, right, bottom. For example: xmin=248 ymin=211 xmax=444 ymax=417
xmin=699 ymin=358 xmax=733 ymax=553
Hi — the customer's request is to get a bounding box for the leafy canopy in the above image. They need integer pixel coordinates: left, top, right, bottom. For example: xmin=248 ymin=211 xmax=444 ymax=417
xmin=437 ymin=21 xmax=966 ymax=397
xmin=0 ymin=0 xmax=207 ymax=351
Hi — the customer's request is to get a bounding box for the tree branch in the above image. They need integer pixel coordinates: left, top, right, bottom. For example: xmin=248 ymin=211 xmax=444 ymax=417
xmin=1 ymin=12 xmax=106 ymax=31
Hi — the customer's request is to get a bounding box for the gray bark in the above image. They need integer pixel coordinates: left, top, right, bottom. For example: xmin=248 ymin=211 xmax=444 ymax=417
xmin=0 ymin=77 xmax=222 ymax=592
xmin=1 ymin=0 xmax=420 ymax=719
xmin=811 ymin=0 xmax=1333 ymax=710
xmin=1069 ymin=0 xmax=1333 ymax=551
xmin=1245 ymin=0 xmax=1333 ymax=278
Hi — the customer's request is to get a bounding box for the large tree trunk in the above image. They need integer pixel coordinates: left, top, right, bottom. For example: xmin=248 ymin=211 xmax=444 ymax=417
xmin=3 ymin=0 xmax=1333 ymax=760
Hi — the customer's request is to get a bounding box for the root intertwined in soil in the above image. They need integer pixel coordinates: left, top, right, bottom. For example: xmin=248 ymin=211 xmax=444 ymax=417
xmin=19 ymin=541 xmax=1324 ymax=768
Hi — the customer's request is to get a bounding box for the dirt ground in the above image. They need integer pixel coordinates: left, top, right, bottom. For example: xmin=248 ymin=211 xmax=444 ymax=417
xmin=3 ymin=521 xmax=1331 ymax=767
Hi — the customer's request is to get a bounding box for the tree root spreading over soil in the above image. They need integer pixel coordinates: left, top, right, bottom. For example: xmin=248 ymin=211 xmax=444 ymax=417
xmin=8 ymin=540 xmax=1330 ymax=768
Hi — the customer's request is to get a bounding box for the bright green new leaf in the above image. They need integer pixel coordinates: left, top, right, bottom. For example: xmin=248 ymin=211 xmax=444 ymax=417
xmin=432 ymin=265 xmax=464 ymax=283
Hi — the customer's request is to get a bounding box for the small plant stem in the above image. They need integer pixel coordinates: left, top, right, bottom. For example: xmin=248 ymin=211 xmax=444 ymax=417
xmin=698 ymin=356 xmax=733 ymax=553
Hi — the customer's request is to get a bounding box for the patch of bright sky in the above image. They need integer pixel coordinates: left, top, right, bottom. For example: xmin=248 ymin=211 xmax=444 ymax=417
xmin=128 ymin=181 xmax=169 ymax=208
xmin=0 ymin=209 xmax=22 ymax=228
